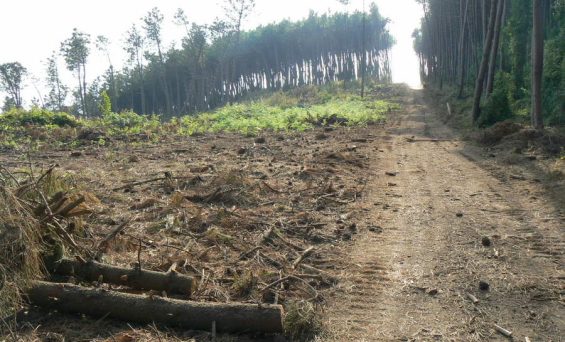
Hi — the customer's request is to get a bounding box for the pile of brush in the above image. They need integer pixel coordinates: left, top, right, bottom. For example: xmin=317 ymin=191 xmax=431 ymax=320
xmin=0 ymin=165 xmax=88 ymax=318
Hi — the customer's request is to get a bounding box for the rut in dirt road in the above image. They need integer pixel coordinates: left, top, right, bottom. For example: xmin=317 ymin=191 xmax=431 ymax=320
xmin=326 ymin=91 xmax=564 ymax=341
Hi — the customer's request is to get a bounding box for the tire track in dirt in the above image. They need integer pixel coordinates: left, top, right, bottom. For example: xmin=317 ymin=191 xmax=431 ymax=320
xmin=325 ymin=91 xmax=564 ymax=341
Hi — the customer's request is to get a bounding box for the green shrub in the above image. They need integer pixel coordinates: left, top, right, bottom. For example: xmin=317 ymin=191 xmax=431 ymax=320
xmin=97 ymin=110 xmax=160 ymax=132
xmin=98 ymin=90 xmax=112 ymax=117
xmin=479 ymin=72 xmax=513 ymax=127
xmin=0 ymin=107 xmax=79 ymax=127
xmin=178 ymin=97 xmax=396 ymax=136
xmin=543 ymin=36 xmax=565 ymax=126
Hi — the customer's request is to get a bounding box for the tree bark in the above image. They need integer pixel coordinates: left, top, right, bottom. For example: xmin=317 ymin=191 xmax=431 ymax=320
xmin=471 ymin=0 xmax=499 ymax=123
xmin=486 ymin=0 xmax=506 ymax=95
xmin=361 ymin=5 xmax=366 ymax=98
xmin=531 ymin=0 xmax=544 ymax=129
xmin=49 ymin=258 xmax=193 ymax=296
xmin=27 ymin=281 xmax=284 ymax=334
xmin=81 ymin=62 xmax=88 ymax=117
xmin=457 ymin=0 xmax=470 ymax=98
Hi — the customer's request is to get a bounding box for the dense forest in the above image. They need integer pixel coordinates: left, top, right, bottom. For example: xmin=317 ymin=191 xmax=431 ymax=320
xmin=0 ymin=1 xmax=393 ymax=118
xmin=413 ymin=0 xmax=564 ymax=127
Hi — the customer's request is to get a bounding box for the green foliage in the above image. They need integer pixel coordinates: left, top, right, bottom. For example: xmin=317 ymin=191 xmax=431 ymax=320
xmin=508 ymin=0 xmax=532 ymax=100
xmin=479 ymin=72 xmax=513 ymax=127
xmin=0 ymin=62 xmax=27 ymax=108
xmin=0 ymin=83 xmax=396 ymax=147
xmin=95 ymin=110 xmax=160 ymax=132
xmin=0 ymin=107 xmax=80 ymax=128
xmin=99 ymin=90 xmax=112 ymax=116
xmin=2 ymin=96 xmax=16 ymax=112
xmin=45 ymin=53 xmax=68 ymax=111
xmin=60 ymin=28 xmax=91 ymax=116
xmin=178 ymin=93 xmax=396 ymax=136
xmin=542 ymin=24 xmax=565 ymax=126
xmin=60 ymin=29 xmax=90 ymax=73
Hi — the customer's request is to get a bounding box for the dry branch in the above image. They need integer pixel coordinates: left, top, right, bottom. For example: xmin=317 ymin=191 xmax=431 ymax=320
xmin=298 ymin=264 xmax=338 ymax=283
xmin=95 ymin=220 xmax=131 ymax=258
xmin=54 ymin=196 xmax=85 ymax=217
xmin=27 ymin=281 xmax=284 ymax=333
xmin=494 ymin=324 xmax=512 ymax=338
xmin=292 ymin=246 xmax=315 ymax=269
xmin=112 ymin=177 xmax=167 ymax=191
xmin=466 ymin=292 xmax=479 ymax=304
xmin=50 ymin=258 xmax=194 ymax=295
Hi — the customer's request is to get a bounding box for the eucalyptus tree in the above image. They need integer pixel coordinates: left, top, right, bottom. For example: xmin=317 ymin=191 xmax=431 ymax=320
xmin=45 ymin=52 xmax=68 ymax=111
xmin=96 ymin=35 xmax=117 ymax=108
xmin=143 ymin=7 xmax=172 ymax=115
xmin=173 ymin=8 xmax=191 ymax=36
xmin=125 ymin=24 xmax=146 ymax=114
xmin=0 ymin=62 xmax=27 ymax=108
xmin=223 ymin=0 xmax=256 ymax=82
xmin=60 ymin=28 xmax=91 ymax=116
xmin=223 ymin=0 xmax=256 ymax=41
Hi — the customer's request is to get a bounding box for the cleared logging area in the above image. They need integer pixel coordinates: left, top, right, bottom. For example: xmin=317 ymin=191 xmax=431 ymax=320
xmin=0 ymin=99 xmax=391 ymax=340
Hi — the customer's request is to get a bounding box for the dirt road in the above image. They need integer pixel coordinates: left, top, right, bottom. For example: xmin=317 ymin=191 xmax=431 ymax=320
xmin=326 ymin=90 xmax=564 ymax=341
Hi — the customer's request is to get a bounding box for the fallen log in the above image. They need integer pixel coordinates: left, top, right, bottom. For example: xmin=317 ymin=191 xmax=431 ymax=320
xmin=27 ymin=281 xmax=284 ymax=334
xmin=50 ymin=258 xmax=193 ymax=296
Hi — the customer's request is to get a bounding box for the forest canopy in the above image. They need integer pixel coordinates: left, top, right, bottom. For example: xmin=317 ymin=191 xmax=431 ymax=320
xmin=1 ymin=3 xmax=393 ymax=119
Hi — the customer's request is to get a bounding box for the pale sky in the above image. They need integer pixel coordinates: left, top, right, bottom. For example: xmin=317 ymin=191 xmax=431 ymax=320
xmin=0 ymin=0 xmax=423 ymax=107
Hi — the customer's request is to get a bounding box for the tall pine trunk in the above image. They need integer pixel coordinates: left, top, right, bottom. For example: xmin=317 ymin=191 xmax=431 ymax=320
xmin=457 ymin=0 xmax=470 ymax=98
xmin=471 ymin=0 xmax=499 ymax=123
xmin=486 ymin=0 xmax=505 ymax=96
xmin=81 ymin=62 xmax=88 ymax=117
xmin=531 ymin=0 xmax=544 ymax=129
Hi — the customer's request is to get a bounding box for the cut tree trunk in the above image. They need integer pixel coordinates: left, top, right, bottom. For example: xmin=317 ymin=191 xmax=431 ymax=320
xmin=50 ymin=258 xmax=193 ymax=296
xmin=27 ymin=281 xmax=284 ymax=334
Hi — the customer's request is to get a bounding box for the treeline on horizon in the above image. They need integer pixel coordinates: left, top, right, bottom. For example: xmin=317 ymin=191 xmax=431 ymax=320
xmin=413 ymin=0 xmax=564 ymax=127
xmin=0 ymin=1 xmax=393 ymax=118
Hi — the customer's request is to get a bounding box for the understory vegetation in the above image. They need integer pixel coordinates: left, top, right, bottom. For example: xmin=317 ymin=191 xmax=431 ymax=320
xmin=0 ymin=82 xmax=397 ymax=150
xmin=415 ymin=0 xmax=564 ymax=128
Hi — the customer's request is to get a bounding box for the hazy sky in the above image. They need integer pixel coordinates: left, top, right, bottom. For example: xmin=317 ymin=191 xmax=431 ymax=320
xmin=0 ymin=0 xmax=423 ymax=106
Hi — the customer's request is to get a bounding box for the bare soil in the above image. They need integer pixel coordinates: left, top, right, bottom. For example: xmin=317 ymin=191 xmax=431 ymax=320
xmin=1 ymin=87 xmax=563 ymax=341
xmin=324 ymin=90 xmax=564 ymax=341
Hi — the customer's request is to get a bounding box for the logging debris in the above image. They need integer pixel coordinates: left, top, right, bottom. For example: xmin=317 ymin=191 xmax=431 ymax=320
xmin=27 ymin=281 xmax=283 ymax=333
xmin=1 ymin=126 xmax=377 ymax=338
